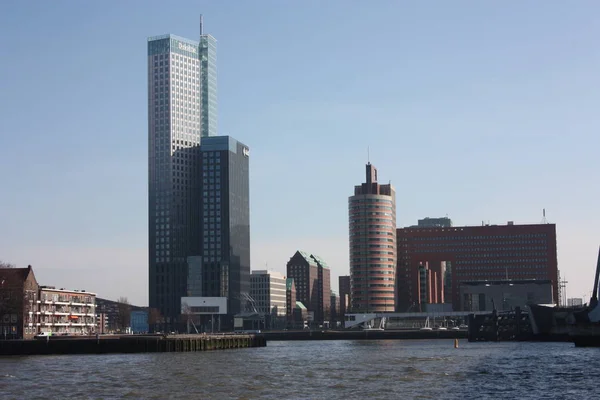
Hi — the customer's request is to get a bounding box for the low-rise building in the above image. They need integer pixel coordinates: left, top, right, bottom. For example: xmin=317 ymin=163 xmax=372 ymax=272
xmin=38 ymin=286 xmax=96 ymax=335
xmin=130 ymin=310 xmax=149 ymax=333
xmin=460 ymin=279 xmax=554 ymax=312
xmin=249 ymin=270 xmax=287 ymax=329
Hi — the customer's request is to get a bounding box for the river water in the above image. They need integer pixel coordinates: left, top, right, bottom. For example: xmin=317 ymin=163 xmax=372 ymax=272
xmin=0 ymin=340 xmax=597 ymax=399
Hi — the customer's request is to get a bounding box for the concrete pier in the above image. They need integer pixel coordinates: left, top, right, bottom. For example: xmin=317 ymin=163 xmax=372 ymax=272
xmin=0 ymin=334 xmax=266 ymax=356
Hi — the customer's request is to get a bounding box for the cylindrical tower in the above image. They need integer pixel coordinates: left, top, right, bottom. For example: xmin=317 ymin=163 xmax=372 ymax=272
xmin=348 ymin=163 xmax=396 ymax=313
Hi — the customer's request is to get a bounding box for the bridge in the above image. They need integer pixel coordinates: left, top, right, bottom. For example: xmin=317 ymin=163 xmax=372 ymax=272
xmin=344 ymin=311 xmax=491 ymax=329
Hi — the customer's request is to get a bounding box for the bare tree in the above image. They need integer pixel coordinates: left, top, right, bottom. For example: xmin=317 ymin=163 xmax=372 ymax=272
xmin=116 ymin=297 xmax=131 ymax=333
xmin=0 ymin=261 xmax=16 ymax=268
xmin=148 ymin=307 xmax=163 ymax=333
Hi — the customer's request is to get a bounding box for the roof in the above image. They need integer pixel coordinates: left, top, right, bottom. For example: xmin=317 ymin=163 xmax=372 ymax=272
xmin=147 ymin=34 xmax=200 ymax=46
xmin=0 ymin=266 xmax=35 ymax=287
xmin=295 ymin=301 xmax=307 ymax=310
xmin=310 ymin=254 xmax=329 ymax=269
xmin=292 ymin=251 xmax=318 ymax=267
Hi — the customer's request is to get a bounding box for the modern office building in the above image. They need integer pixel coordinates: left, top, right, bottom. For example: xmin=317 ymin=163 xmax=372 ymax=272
xmin=338 ymin=275 xmax=351 ymax=316
xmin=416 ymin=217 xmax=452 ymax=228
xmin=286 ymin=251 xmax=331 ymax=323
xmin=349 ymin=163 xmax=397 ymax=313
xmin=147 ymin=19 xmax=219 ymax=330
xmin=249 ymin=270 xmax=287 ymax=318
xmin=396 ymin=222 xmax=559 ymax=311
xmin=188 ymin=136 xmax=250 ymax=325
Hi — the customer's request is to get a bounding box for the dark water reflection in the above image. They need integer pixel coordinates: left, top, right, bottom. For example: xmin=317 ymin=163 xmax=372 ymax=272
xmin=0 ymin=340 xmax=597 ymax=399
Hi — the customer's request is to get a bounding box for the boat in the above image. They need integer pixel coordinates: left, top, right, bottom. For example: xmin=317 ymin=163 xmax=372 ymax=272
xmin=569 ymin=246 xmax=600 ymax=347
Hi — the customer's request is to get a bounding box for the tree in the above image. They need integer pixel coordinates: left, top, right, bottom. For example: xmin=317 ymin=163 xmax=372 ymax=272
xmin=116 ymin=297 xmax=131 ymax=332
xmin=148 ymin=308 xmax=163 ymax=333
xmin=0 ymin=261 xmax=15 ymax=268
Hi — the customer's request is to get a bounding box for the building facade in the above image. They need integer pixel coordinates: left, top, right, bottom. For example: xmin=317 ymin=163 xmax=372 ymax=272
xmin=0 ymin=266 xmax=39 ymax=339
xmin=130 ymin=310 xmax=149 ymax=334
xmin=38 ymin=287 xmax=96 ymax=335
xmin=249 ymin=270 xmax=287 ymax=318
xmin=286 ymin=251 xmax=331 ymax=323
xmin=338 ymin=275 xmax=350 ymax=316
xmin=148 ymin=29 xmax=207 ymax=330
xmin=330 ymin=292 xmax=340 ymax=327
xmin=396 ymin=222 xmax=559 ymax=311
xmin=191 ymin=136 xmax=250 ymax=324
xmin=286 ymin=278 xmax=297 ymax=326
xmin=349 ymin=163 xmax=397 ymax=313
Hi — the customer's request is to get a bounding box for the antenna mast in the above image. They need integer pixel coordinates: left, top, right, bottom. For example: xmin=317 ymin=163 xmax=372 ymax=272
xmin=541 ymin=208 xmax=548 ymax=224
xmin=200 ymin=14 xmax=204 ymax=35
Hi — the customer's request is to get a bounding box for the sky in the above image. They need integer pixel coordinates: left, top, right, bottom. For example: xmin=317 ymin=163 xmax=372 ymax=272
xmin=1 ymin=1 xmax=599 ymax=306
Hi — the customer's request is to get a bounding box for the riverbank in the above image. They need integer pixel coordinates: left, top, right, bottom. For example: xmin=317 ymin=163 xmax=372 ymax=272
xmin=0 ymin=334 xmax=265 ymax=356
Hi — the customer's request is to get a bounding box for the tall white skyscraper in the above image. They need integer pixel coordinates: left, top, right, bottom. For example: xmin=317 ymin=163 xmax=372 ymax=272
xmin=147 ymin=18 xmax=218 ymax=330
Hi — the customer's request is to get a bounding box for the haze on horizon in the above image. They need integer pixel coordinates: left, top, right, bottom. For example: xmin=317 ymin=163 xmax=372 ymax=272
xmin=0 ymin=1 xmax=599 ymax=306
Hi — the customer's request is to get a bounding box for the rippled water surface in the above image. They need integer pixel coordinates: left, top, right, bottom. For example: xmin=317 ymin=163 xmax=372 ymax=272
xmin=1 ymin=340 xmax=598 ymax=399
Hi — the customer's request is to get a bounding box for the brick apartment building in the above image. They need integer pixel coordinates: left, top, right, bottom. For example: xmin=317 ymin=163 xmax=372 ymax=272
xmin=396 ymin=222 xmax=558 ymax=311
xmin=286 ymin=251 xmax=331 ymax=323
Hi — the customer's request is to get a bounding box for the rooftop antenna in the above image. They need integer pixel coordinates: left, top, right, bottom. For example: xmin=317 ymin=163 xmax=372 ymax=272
xmin=200 ymin=14 xmax=204 ymax=36
xmin=541 ymin=208 xmax=548 ymax=224
xmin=367 ymin=146 xmax=370 ymax=164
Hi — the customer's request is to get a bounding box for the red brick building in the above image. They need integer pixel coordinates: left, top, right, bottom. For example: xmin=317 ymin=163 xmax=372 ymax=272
xmin=0 ymin=266 xmax=39 ymax=339
xmin=396 ymin=222 xmax=558 ymax=311
xmin=338 ymin=275 xmax=350 ymax=316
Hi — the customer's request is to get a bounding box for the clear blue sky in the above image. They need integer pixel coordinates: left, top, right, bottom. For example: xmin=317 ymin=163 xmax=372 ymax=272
xmin=1 ymin=1 xmax=599 ymax=306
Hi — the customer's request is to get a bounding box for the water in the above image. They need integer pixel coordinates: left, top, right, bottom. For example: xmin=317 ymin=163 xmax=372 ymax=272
xmin=0 ymin=340 xmax=597 ymax=399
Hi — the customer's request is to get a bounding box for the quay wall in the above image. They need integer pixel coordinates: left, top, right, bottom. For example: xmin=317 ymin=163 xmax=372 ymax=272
xmin=0 ymin=334 xmax=266 ymax=356
xmin=262 ymin=329 xmax=467 ymax=341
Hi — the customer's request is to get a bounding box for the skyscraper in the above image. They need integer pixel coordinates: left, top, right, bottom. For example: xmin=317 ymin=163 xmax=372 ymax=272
xmin=147 ymin=19 xmax=217 ymax=330
xmin=349 ymin=163 xmax=397 ymax=313
xmin=192 ymin=136 xmax=250 ymax=322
